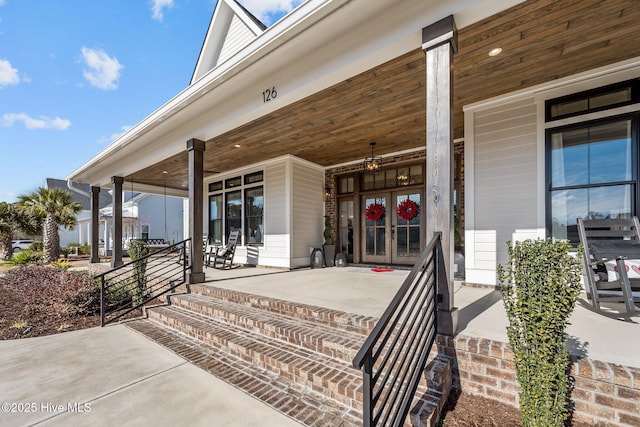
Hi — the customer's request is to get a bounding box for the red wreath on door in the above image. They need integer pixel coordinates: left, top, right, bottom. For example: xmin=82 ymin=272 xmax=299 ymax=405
xmin=396 ymin=199 xmax=419 ymax=221
xmin=365 ymin=203 xmax=385 ymax=222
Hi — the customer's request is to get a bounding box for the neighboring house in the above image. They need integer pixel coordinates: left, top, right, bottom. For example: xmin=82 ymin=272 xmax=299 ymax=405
xmin=46 ymin=179 xmax=183 ymax=252
xmin=65 ymin=0 xmax=640 ymax=285
xmin=99 ymin=191 xmax=184 ymax=253
xmin=45 ymin=178 xmax=111 ymax=248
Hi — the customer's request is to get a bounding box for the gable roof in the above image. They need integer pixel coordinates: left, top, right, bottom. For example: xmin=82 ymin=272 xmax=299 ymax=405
xmin=45 ymin=178 xmax=111 ymax=210
xmin=191 ymin=0 xmax=266 ymax=84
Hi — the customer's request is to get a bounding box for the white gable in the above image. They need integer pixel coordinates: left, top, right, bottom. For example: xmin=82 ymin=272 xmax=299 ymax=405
xmin=191 ymin=0 xmax=265 ymax=84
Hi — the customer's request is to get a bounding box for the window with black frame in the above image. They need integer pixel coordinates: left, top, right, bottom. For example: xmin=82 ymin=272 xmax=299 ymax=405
xmin=547 ymin=116 xmax=636 ymax=244
xmin=208 ymin=172 xmax=264 ymax=246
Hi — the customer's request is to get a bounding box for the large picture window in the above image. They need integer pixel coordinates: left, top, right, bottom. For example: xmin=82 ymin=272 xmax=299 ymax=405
xmin=208 ymin=172 xmax=264 ymax=246
xmin=547 ymin=116 xmax=637 ymax=243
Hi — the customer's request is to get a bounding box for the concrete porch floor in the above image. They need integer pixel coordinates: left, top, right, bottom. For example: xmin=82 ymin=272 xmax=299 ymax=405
xmin=202 ymin=265 xmax=640 ymax=369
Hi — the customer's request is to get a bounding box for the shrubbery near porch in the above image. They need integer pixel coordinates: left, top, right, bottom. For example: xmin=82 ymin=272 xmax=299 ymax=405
xmin=498 ymin=239 xmax=582 ymax=427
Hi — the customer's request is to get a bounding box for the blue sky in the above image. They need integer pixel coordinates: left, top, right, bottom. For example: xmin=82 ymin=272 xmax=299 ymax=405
xmin=0 ymin=0 xmax=303 ymax=203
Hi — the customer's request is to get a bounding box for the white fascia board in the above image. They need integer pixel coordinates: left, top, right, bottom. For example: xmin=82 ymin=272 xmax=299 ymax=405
xmin=67 ymin=0 xmax=520 ymax=187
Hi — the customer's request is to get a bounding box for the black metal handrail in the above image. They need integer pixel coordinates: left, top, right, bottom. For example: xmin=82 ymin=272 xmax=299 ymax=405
xmin=352 ymin=233 xmax=442 ymax=427
xmin=95 ymin=238 xmax=191 ymax=326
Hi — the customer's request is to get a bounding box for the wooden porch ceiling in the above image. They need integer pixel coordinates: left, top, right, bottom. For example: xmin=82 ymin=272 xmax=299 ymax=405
xmin=130 ymin=0 xmax=640 ymax=191
xmin=130 ymin=50 xmax=427 ymax=190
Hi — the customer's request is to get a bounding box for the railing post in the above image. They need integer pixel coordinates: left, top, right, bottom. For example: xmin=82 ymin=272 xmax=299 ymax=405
xmin=100 ymin=276 xmax=106 ymax=327
xmin=363 ymin=355 xmax=373 ymax=427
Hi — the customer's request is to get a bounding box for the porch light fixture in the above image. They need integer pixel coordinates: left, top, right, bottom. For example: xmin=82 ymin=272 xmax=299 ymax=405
xmin=324 ymin=186 xmax=332 ymax=202
xmin=364 ymin=142 xmax=382 ymax=172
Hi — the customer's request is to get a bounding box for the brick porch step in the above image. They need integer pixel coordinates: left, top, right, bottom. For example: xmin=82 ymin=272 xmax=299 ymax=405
xmin=127 ymin=318 xmax=361 ymax=427
xmin=126 ymin=285 xmax=451 ymax=426
xmin=145 ymin=304 xmax=364 ymax=410
xmin=167 ymin=292 xmax=368 ymax=363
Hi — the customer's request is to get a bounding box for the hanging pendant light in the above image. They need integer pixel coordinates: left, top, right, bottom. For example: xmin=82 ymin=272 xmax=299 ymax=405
xmin=363 ymin=142 xmax=382 ymax=172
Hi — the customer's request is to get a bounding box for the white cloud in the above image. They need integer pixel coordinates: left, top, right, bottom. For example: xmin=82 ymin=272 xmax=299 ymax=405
xmin=238 ymin=0 xmax=304 ymax=25
xmin=80 ymin=47 xmax=123 ymax=90
xmin=150 ymin=0 xmax=174 ymax=21
xmin=0 ymin=59 xmax=19 ymax=87
xmin=98 ymin=125 xmax=132 ymax=145
xmin=1 ymin=113 xmax=71 ymax=130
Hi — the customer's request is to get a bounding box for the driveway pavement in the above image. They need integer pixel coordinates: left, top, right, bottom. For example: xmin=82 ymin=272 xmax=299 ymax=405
xmin=0 ymin=325 xmax=301 ymax=427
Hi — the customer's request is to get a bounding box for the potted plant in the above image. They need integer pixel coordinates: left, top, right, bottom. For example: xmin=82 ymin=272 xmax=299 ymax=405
xmin=323 ymin=215 xmax=336 ymax=267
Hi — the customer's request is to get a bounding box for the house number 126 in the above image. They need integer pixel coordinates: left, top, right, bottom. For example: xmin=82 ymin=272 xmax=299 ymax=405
xmin=262 ymin=86 xmax=277 ymax=103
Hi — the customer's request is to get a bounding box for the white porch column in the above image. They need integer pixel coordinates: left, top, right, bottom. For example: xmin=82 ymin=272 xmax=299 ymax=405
xmin=423 ymin=16 xmax=458 ymax=336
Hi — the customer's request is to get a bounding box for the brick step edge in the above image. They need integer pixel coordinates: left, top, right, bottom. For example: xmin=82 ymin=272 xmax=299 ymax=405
xmin=168 ymin=292 xmax=367 ymax=364
xmin=146 ymin=305 xmax=365 ymax=410
xmin=190 ymin=284 xmax=377 ymax=335
xmin=126 ymin=318 xmax=363 ymax=427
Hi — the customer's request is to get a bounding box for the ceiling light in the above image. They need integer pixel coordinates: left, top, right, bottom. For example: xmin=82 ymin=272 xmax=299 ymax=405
xmin=363 ymin=142 xmax=382 ymax=172
xmin=234 ymin=144 xmax=241 ymax=148
xmin=488 ymin=47 xmax=502 ymax=57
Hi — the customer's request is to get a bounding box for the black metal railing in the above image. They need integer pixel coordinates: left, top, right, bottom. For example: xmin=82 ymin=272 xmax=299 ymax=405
xmin=95 ymin=239 xmax=191 ymax=326
xmin=352 ymin=233 xmax=443 ymax=427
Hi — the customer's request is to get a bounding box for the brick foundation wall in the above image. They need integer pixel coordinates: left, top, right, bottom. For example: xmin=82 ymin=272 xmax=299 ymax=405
xmin=435 ymin=334 xmax=640 ymax=426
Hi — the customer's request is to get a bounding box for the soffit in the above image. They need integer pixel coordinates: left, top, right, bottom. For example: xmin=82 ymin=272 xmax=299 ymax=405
xmin=131 ymin=0 xmax=640 ymax=191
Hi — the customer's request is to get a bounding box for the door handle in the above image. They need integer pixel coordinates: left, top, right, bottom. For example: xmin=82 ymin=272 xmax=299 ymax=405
xmin=391 ymin=224 xmax=395 ymax=239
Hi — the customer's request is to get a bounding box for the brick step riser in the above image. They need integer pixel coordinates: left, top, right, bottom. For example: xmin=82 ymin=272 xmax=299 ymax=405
xmin=146 ymin=308 xmax=364 ymax=411
xmin=189 ymin=284 xmax=376 ymax=335
xmin=127 ymin=319 xmax=363 ymax=427
xmin=168 ymin=295 xmax=363 ymax=364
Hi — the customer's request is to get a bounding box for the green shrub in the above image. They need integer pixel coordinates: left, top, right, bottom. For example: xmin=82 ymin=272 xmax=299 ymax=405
xmin=128 ymin=240 xmax=149 ymax=307
xmin=497 ymin=239 xmax=582 ymax=427
xmin=6 ymin=250 xmax=43 ymax=267
xmin=28 ymin=241 xmax=43 ymax=252
xmin=51 ymin=259 xmax=72 ymax=270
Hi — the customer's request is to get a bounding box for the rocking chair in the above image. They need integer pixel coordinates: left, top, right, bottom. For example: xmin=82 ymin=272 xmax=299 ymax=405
xmin=206 ymin=230 xmax=240 ymax=269
xmin=577 ymin=217 xmax=640 ymax=315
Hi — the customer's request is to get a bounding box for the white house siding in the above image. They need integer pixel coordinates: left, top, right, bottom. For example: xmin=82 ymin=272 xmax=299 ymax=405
xmin=290 ymin=160 xmax=324 ymax=268
xmin=243 ymin=161 xmax=288 ymax=267
xmin=137 ymin=195 xmax=184 ymax=244
xmin=210 ymin=156 xmax=323 ymax=269
xmin=218 ymin=14 xmax=257 ymax=65
xmin=465 ymin=98 xmax=540 ymax=285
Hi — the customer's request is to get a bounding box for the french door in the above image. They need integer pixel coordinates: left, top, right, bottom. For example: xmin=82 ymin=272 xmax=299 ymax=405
xmin=362 ymin=190 xmax=423 ymax=265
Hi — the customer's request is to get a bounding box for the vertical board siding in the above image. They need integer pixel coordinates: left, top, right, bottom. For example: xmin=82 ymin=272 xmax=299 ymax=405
xmin=218 ymin=14 xmax=258 ymax=65
xmin=472 ymin=98 xmax=538 ymax=280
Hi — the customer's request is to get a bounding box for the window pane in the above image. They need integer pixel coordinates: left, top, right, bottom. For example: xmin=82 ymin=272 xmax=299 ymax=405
xmin=339 ymin=177 xmax=354 ymax=194
xmin=386 ymin=170 xmax=396 ymax=187
xmin=410 ymin=165 xmax=423 ymax=185
xmin=363 ymin=174 xmax=374 ymax=191
xmin=209 ymin=194 xmax=223 ymax=244
xmin=551 ymin=119 xmax=632 ymax=187
xmin=397 ymin=168 xmax=409 ymax=186
xmin=245 ymin=187 xmax=263 ymax=245
xmin=550 ymin=99 xmax=588 ymax=118
xmin=226 ymin=191 xmax=242 ymax=240
xmin=208 ymin=181 xmax=222 ymax=192
xmin=588 ymin=121 xmax=632 ymax=184
xmin=551 ymin=185 xmax=632 ymax=244
xmin=590 ymin=88 xmax=632 ymax=109
xmin=225 ymin=177 xmax=242 ymax=189
xmin=244 ymin=171 xmax=263 ymax=185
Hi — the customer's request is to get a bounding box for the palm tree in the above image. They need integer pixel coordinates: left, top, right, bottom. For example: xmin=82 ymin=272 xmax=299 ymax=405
xmin=18 ymin=188 xmax=82 ymax=262
xmin=0 ymin=201 xmax=42 ymax=259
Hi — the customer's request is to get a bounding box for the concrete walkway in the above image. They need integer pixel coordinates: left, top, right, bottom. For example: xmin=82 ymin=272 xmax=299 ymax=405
xmin=1 ymin=265 xmax=638 ymax=427
xmin=0 ymin=325 xmax=301 ymax=427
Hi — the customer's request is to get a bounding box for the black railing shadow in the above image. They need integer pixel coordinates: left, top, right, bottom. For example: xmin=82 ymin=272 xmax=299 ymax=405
xmin=455 ymin=289 xmax=503 ymax=333
xmin=95 ymin=239 xmax=191 ymax=326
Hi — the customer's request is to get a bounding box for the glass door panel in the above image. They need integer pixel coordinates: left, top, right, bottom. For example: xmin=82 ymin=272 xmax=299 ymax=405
xmin=362 ymin=195 xmax=388 ymax=263
xmin=392 ymin=192 xmax=423 ymax=264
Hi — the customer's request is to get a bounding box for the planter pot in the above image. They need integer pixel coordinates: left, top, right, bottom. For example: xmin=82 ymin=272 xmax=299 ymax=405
xmin=323 ymin=244 xmax=336 ymax=267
